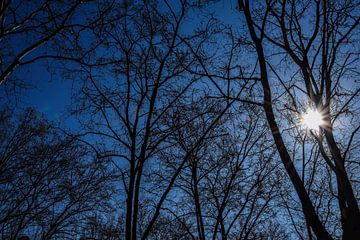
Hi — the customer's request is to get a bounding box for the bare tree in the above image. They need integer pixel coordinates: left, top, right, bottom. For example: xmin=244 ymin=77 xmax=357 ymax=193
xmin=237 ymin=0 xmax=360 ymax=239
xmin=58 ymin=1 xmax=241 ymax=239
xmin=160 ymin=105 xmax=285 ymax=239
xmin=0 ymin=108 xmax=115 ymax=240
xmin=79 ymin=215 xmax=124 ymax=240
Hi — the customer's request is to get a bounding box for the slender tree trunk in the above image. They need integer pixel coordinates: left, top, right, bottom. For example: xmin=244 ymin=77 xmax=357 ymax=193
xmin=126 ymin=160 xmax=135 ymax=240
xmin=192 ymin=163 xmax=205 ymax=240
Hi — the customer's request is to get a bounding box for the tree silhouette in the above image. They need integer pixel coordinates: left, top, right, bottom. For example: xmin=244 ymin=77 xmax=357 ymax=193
xmin=0 ymin=108 xmax=115 ymax=240
xmin=0 ymin=0 xmax=359 ymax=239
xmin=238 ymin=0 xmax=359 ymax=238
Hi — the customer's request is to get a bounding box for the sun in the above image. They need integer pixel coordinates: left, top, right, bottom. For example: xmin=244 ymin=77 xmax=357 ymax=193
xmin=301 ymin=109 xmax=325 ymax=130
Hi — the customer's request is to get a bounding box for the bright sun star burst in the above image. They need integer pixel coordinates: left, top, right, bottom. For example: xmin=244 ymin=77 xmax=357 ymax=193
xmin=301 ymin=109 xmax=325 ymax=130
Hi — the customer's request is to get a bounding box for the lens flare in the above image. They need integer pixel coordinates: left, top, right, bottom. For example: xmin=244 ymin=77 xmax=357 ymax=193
xmin=301 ymin=109 xmax=325 ymax=130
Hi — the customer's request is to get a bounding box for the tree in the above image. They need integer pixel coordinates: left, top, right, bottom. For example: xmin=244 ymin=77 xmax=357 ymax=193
xmin=237 ymin=0 xmax=360 ymax=239
xmin=60 ymin=1 xmax=241 ymax=239
xmin=160 ymin=105 xmax=285 ymax=239
xmin=0 ymin=108 xmax=115 ymax=240
xmin=79 ymin=215 xmax=124 ymax=240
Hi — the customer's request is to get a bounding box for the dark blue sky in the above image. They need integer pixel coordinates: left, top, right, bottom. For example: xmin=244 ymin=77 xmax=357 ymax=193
xmin=23 ymin=62 xmax=72 ymax=119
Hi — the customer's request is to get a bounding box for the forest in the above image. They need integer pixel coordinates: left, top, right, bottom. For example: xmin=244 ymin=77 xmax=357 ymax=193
xmin=0 ymin=0 xmax=359 ymax=239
